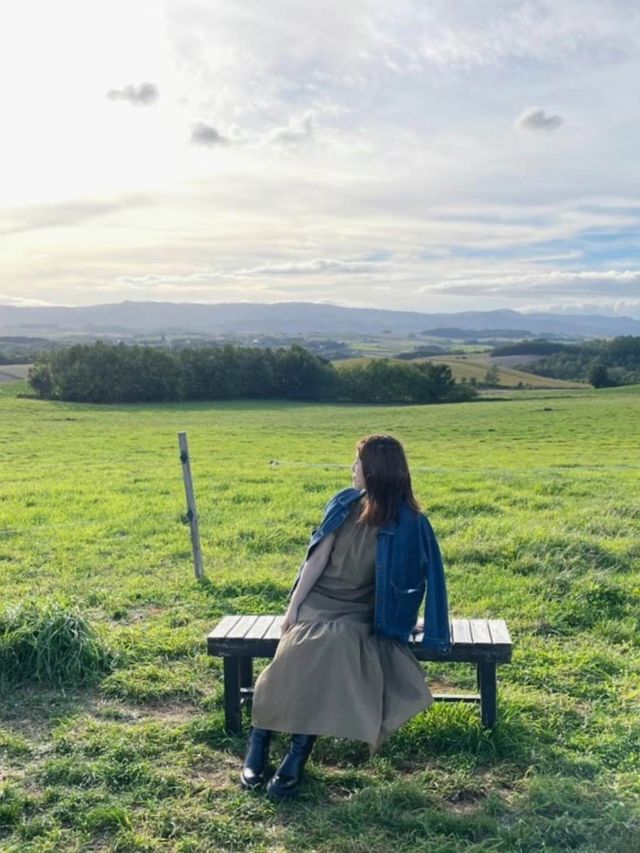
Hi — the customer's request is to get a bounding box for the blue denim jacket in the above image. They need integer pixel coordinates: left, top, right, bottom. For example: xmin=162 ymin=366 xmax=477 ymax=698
xmin=287 ymin=487 xmax=451 ymax=652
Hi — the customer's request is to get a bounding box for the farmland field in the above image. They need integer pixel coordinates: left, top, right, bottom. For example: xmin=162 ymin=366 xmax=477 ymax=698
xmin=334 ymin=354 xmax=587 ymax=389
xmin=1 ymin=379 xmax=639 ymax=851
xmin=420 ymin=354 xmax=587 ymax=389
xmin=0 ymin=364 xmax=30 ymax=384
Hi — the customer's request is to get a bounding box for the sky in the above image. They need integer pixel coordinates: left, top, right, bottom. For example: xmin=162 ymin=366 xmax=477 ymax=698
xmin=1 ymin=0 xmax=640 ymax=316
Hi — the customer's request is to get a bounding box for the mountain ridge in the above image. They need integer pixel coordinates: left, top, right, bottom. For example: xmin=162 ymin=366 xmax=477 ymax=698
xmin=1 ymin=301 xmax=639 ymax=337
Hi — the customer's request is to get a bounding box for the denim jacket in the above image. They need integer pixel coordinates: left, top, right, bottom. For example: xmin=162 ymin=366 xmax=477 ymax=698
xmin=287 ymin=487 xmax=451 ymax=652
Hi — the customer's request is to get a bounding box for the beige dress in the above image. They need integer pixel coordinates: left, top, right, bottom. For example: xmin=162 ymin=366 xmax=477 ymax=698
xmin=251 ymin=500 xmax=434 ymax=753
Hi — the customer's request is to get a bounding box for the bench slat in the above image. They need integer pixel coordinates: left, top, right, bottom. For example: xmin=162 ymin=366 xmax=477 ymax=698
xmin=208 ymin=615 xmax=512 ymax=663
xmin=488 ymin=619 xmax=512 ymax=646
xmin=469 ymin=619 xmax=493 ymax=645
xmin=208 ymin=614 xmax=244 ymax=640
xmin=451 ymin=618 xmax=472 ymax=645
xmin=245 ymin=615 xmax=278 ymax=640
xmin=265 ymin=616 xmax=284 ymax=640
xmin=233 ymin=615 xmax=262 ymax=639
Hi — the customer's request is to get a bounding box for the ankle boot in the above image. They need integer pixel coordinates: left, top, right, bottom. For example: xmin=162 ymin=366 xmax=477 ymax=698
xmin=266 ymin=733 xmax=316 ymax=798
xmin=240 ymin=726 xmax=273 ymax=790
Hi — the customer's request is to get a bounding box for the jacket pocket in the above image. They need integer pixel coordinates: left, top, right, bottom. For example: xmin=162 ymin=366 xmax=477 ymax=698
xmin=390 ymin=577 xmax=425 ymax=594
xmin=388 ymin=556 xmax=425 ymax=594
xmin=387 ymin=584 xmax=424 ymax=635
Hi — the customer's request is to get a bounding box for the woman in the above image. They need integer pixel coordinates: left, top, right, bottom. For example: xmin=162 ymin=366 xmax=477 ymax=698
xmin=241 ymin=434 xmax=451 ymax=797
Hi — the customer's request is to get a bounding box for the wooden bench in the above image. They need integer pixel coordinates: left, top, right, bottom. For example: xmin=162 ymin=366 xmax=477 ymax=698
xmin=207 ymin=615 xmax=512 ymax=735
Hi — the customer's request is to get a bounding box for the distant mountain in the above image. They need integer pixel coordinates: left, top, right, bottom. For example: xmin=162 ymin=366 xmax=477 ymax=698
xmin=1 ymin=301 xmax=639 ymax=338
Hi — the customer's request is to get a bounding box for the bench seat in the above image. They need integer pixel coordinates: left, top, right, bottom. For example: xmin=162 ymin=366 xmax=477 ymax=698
xmin=207 ymin=615 xmax=512 ymax=734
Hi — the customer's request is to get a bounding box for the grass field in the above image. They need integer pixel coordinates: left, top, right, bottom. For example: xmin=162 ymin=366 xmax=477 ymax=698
xmin=346 ymin=337 xmax=489 ymax=358
xmin=335 ymin=355 xmax=586 ymax=390
xmin=420 ymin=355 xmax=587 ymax=389
xmin=1 ymin=379 xmax=639 ymax=851
xmin=0 ymin=364 xmax=30 ymax=384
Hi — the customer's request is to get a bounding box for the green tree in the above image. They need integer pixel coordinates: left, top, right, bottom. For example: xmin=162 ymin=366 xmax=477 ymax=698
xmin=588 ymin=362 xmax=615 ymax=388
xmin=483 ymin=364 xmax=500 ymax=386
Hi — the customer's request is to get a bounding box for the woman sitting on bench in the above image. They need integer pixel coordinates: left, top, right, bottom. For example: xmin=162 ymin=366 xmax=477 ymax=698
xmin=241 ymin=433 xmax=451 ymax=797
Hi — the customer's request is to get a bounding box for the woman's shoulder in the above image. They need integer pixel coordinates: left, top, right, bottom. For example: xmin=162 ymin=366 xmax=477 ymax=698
xmin=396 ymin=504 xmax=436 ymax=534
xmin=322 ymin=486 xmax=364 ymax=515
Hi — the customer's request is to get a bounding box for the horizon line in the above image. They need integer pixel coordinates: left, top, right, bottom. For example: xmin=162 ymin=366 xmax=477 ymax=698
xmin=1 ymin=299 xmax=638 ymax=320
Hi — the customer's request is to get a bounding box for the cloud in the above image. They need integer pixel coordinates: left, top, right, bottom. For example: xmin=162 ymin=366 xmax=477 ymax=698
xmin=268 ymin=112 xmax=315 ymax=146
xmin=0 ymin=295 xmax=55 ymax=307
xmin=0 ymin=195 xmax=154 ymax=237
xmin=106 ymin=82 xmax=159 ymax=106
xmin=421 ymin=268 xmax=640 ymax=298
xmin=115 ymin=258 xmax=380 ymax=286
xmin=410 ymin=1 xmax=640 ymax=71
xmin=515 ymin=106 xmax=563 ymax=132
xmin=190 ymin=122 xmax=228 ymax=146
xmin=235 ymin=258 xmax=376 ymax=275
xmin=520 ymin=299 xmax=640 ymax=316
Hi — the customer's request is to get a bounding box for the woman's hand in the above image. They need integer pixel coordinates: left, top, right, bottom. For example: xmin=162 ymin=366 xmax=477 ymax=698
xmin=280 ymin=605 xmax=299 ymax=636
xmin=280 ymin=532 xmax=335 ymax=637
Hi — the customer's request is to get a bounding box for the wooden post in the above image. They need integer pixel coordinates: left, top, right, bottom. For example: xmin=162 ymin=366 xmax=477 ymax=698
xmin=178 ymin=432 xmax=204 ymax=579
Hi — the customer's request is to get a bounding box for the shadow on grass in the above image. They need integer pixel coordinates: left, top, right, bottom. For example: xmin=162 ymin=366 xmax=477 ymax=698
xmin=190 ymin=695 xmax=539 ymax=773
xmin=0 ymin=685 xmax=102 ymax=749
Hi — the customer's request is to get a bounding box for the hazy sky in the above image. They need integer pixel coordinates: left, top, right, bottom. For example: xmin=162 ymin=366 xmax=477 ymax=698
xmin=1 ymin=0 xmax=640 ymax=316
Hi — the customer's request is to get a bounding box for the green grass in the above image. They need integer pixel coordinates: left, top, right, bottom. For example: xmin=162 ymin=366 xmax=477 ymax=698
xmin=0 ymin=380 xmax=639 ymax=850
xmin=334 ymin=354 xmax=586 ymax=388
xmin=419 ymin=354 xmax=587 ymax=388
xmin=0 ymin=365 xmax=30 ymax=384
xmin=0 ymin=600 xmax=115 ymax=687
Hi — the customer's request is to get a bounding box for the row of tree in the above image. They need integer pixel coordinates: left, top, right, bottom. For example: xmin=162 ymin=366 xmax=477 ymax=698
xmin=518 ymin=336 xmax=640 ymax=387
xmin=0 ymin=336 xmax=62 ymax=365
xmin=28 ymin=341 xmax=477 ymax=405
xmin=491 ymin=340 xmax=571 ymax=357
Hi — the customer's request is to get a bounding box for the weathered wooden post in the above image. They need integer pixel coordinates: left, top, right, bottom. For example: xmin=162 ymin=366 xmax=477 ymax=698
xmin=178 ymin=432 xmax=204 ymax=579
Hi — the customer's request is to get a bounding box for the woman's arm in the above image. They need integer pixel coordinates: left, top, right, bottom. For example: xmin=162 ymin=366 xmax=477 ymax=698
xmin=281 ymin=532 xmax=336 ymax=635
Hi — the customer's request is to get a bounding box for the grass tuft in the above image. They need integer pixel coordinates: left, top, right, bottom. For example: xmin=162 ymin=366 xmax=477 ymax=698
xmin=0 ymin=784 xmax=27 ymax=829
xmin=0 ymin=600 xmax=115 ymax=687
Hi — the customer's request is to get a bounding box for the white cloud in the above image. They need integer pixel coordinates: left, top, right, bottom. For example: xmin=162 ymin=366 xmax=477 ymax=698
xmin=268 ymin=112 xmax=315 ymax=147
xmin=115 ymin=258 xmax=380 ymax=286
xmin=0 ymin=295 xmax=56 ymax=306
xmin=0 ymin=195 xmax=153 ymax=236
xmin=520 ymin=299 xmax=640 ymax=316
xmin=420 ymin=269 xmax=640 ymax=299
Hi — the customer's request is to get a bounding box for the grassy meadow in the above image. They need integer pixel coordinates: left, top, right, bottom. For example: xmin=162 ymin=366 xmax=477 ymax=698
xmin=335 ymin=354 xmax=586 ymax=390
xmin=1 ymin=378 xmax=639 ymax=851
xmin=0 ymin=365 xmax=30 ymax=384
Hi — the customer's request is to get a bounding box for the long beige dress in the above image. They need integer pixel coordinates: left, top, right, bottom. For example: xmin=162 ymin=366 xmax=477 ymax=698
xmin=251 ymin=499 xmax=434 ymax=754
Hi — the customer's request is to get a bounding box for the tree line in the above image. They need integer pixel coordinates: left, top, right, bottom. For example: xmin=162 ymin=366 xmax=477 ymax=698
xmin=491 ymin=340 xmax=571 ymax=357
xmin=27 ymin=341 xmax=477 ymax=405
xmin=515 ymin=336 xmax=640 ymax=387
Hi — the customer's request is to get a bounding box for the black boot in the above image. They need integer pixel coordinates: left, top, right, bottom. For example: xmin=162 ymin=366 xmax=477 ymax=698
xmin=266 ymin=733 xmax=316 ymax=798
xmin=240 ymin=726 xmax=273 ymax=790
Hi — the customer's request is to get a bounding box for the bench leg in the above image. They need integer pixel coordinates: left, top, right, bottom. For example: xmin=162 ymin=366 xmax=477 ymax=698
xmin=240 ymin=657 xmax=253 ymax=691
xmin=478 ymin=662 xmax=497 ymax=728
xmin=223 ymin=657 xmax=242 ymax=735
